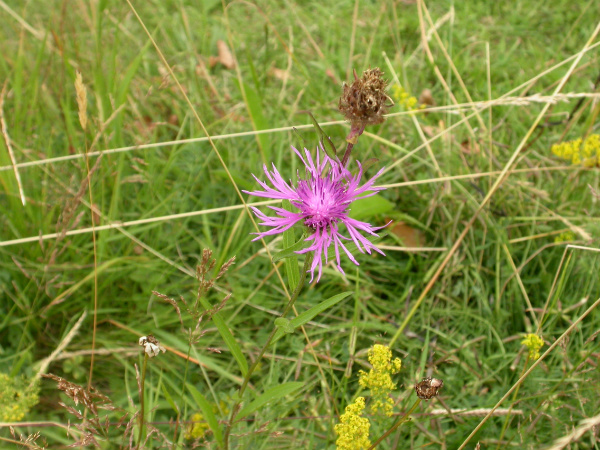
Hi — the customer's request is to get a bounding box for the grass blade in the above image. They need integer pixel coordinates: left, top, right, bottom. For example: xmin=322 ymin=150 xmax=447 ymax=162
xmin=186 ymin=383 xmax=224 ymax=447
xmin=199 ymin=298 xmax=249 ymax=377
xmin=282 ymin=200 xmax=300 ymax=291
xmin=271 ymin=291 xmax=352 ymax=344
xmin=236 ymin=381 xmax=304 ymax=420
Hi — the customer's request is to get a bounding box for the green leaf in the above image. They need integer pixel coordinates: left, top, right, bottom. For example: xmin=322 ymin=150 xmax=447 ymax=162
xmin=304 ymin=111 xmax=337 ymax=157
xmin=237 ymin=382 xmax=304 ymax=420
xmin=161 ymin=383 xmax=179 ymax=415
xmin=186 ymin=383 xmax=223 ymax=447
xmin=274 ymin=318 xmax=294 ymax=334
xmin=271 ymin=291 xmax=353 ymax=344
xmin=272 ymin=235 xmax=307 ymax=264
xmin=282 ymin=200 xmax=300 ymax=291
xmin=240 ymin=81 xmax=271 ymax=162
xmin=199 ymin=298 xmax=248 ymax=377
xmin=348 ymin=194 xmax=394 ymax=220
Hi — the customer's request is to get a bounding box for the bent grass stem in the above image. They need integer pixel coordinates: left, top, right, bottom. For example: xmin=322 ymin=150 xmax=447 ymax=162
xmin=367 ymin=398 xmax=421 ymax=450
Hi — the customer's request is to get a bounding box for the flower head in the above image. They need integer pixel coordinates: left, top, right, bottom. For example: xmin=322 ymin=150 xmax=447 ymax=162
xmin=139 ymin=335 xmax=166 ymax=358
xmin=244 ymin=146 xmax=386 ymax=282
xmin=339 ymin=68 xmax=391 ymax=129
xmin=358 ymin=344 xmax=401 ymax=416
xmin=521 ymin=333 xmax=544 ymax=360
xmin=551 ymin=134 xmax=600 ymax=167
xmin=334 ymin=396 xmax=371 ymax=450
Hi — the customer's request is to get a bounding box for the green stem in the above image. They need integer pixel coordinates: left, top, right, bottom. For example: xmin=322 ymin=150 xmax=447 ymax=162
xmin=137 ymin=353 xmax=149 ymax=450
xmin=367 ymin=398 xmax=421 ymax=450
xmin=495 ymin=355 xmax=530 ymax=450
xmin=223 ymin=253 xmax=314 ymax=449
xmin=174 ymin=343 xmax=193 ymax=443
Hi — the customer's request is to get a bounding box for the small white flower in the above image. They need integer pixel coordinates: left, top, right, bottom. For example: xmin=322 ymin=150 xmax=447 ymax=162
xmin=139 ymin=335 xmax=166 ymax=358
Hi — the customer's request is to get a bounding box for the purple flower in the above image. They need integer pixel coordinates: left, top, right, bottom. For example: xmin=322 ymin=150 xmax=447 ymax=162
xmin=244 ymin=146 xmax=387 ymax=282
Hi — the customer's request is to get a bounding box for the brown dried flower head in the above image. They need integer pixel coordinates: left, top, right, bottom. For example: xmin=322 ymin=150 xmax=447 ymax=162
xmin=339 ymin=68 xmax=392 ymax=129
xmin=415 ymin=377 xmax=444 ymax=400
xmin=42 ymin=373 xmax=113 ymax=416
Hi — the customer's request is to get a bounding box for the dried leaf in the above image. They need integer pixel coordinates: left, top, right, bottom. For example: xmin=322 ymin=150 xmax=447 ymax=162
xmin=419 ymin=88 xmax=435 ymax=107
xmin=209 ymin=40 xmax=236 ymax=69
xmin=389 ymin=221 xmax=425 ymax=247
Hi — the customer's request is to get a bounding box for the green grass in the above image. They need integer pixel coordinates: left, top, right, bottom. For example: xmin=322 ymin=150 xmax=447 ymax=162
xmin=1 ymin=0 xmax=600 ymax=449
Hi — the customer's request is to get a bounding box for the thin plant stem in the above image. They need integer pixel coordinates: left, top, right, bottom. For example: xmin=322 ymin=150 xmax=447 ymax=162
xmin=223 ymin=253 xmax=314 ymax=449
xmin=137 ymin=353 xmax=149 ymax=450
xmin=173 ymin=344 xmax=193 ymax=443
xmin=341 ymin=125 xmax=365 ymax=167
xmin=367 ymin=398 xmax=422 ymax=450
xmin=495 ymin=355 xmax=530 ymax=450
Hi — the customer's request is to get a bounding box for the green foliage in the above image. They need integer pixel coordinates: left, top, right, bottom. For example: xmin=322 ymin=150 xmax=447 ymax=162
xmin=0 ymin=0 xmax=599 ymax=449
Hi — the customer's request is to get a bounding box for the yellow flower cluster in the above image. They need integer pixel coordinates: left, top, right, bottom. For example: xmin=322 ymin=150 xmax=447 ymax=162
xmin=391 ymin=84 xmax=424 ymax=112
xmin=358 ymin=344 xmax=402 ymax=416
xmin=334 ymin=397 xmax=371 ymax=450
xmin=554 ymin=231 xmax=575 ymax=243
xmin=521 ymin=334 xmax=544 ymax=361
xmin=185 ymin=412 xmax=210 ymax=440
xmin=0 ymin=373 xmax=39 ymax=422
xmin=551 ymin=134 xmax=600 ymax=167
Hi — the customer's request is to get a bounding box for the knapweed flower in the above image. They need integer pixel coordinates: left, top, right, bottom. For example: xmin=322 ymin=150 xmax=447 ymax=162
xmin=334 ymin=396 xmax=371 ymax=450
xmin=521 ymin=333 xmax=544 ymax=360
xmin=244 ymin=146 xmax=387 ymax=282
xmin=358 ymin=344 xmax=402 ymax=416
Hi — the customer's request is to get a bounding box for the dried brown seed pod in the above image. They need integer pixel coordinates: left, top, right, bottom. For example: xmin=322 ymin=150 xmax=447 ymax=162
xmin=415 ymin=377 xmax=444 ymax=400
xmin=338 ymin=68 xmax=393 ymax=129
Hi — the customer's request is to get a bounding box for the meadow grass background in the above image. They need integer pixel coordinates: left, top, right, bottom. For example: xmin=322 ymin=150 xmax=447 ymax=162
xmin=1 ymin=0 xmax=600 ymax=448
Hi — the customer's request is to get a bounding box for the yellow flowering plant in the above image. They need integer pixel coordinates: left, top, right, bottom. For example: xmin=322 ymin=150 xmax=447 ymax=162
xmin=334 ymin=396 xmax=371 ymax=450
xmin=391 ymin=84 xmax=425 ymax=112
xmin=551 ymin=134 xmax=600 ymax=167
xmin=521 ymin=333 xmax=544 ymax=361
xmin=358 ymin=344 xmax=402 ymax=416
xmin=0 ymin=373 xmax=39 ymax=422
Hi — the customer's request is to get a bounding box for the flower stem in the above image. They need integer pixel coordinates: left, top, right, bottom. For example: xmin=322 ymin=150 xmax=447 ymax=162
xmin=137 ymin=353 xmax=149 ymax=450
xmin=367 ymin=398 xmax=421 ymax=450
xmin=341 ymin=125 xmax=365 ymax=167
xmin=495 ymin=355 xmax=530 ymax=450
xmin=223 ymin=253 xmax=314 ymax=449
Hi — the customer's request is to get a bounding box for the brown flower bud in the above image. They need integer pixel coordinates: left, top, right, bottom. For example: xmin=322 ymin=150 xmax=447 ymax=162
xmin=338 ymin=68 xmax=392 ymax=129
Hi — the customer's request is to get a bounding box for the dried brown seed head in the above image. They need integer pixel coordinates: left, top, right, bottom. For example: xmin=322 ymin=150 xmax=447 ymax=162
xmin=415 ymin=377 xmax=444 ymax=400
xmin=338 ymin=68 xmax=392 ymax=128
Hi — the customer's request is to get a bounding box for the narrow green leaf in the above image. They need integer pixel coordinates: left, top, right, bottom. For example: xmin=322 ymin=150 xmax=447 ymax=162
xmin=241 ymin=81 xmax=271 ymax=162
xmin=186 ymin=383 xmax=223 ymax=447
xmin=271 ymin=291 xmax=353 ymax=344
xmin=304 ymin=111 xmax=337 ymax=157
xmin=291 ymin=127 xmax=308 ymax=149
xmin=282 ymin=200 xmax=300 ymax=291
xmin=237 ymin=382 xmax=304 ymax=420
xmin=272 ymin=236 xmax=307 ymax=264
xmin=199 ymin=298 xmax=248 ymax=377
xmin=160 ymin=383 xmax=179 ymax=415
